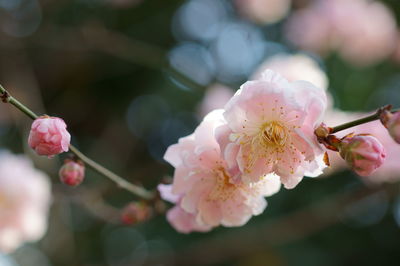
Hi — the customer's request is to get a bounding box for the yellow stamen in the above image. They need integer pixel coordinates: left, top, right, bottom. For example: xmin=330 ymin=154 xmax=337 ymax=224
xmin=261 ymin=121 xmax=288 ymax=147
xmin=208 ymin=168 xmax=237 ymax=202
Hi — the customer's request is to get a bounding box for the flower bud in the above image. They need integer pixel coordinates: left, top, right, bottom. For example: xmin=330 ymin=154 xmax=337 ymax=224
xmin=387 ymin=112 xmax=400 ymax=144
xmin=339 ymin=135 xmax=386 ymax=176
xmin=59 ymin=160 xmax=85 ymax=186
xmin=121 ymin=202 xmax=153 ymax=225
xmin=28 ymin=116 xmax=71 ymax=157
xmin=315 ymin=123 xmax=332 ymax=139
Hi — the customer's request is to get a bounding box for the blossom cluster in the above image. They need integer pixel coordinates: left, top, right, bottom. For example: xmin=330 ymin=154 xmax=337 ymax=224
xmin=161 ymin=70 xmax=329 ymax=233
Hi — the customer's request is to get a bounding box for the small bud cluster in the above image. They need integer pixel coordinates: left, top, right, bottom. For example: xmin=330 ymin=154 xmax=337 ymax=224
xmin=317 ymin=127 xmax=387 ymax=177
xmin=28 ymin=116 xmax=86 ymax=187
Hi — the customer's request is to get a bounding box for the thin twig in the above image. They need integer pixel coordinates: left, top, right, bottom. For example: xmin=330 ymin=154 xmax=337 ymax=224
xmin=331 ymin=107 xmax=399 ymax=133
xmin=0 ymin=84 xmax=155 ymax=200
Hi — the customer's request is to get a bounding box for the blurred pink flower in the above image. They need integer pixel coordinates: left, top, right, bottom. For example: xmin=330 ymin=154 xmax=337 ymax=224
xmin=234 ymin=0 xmax=291 ymax=24
xmin=335 ymin=0 xmax=397 ymax=66
xmin=59 ymin=160 xmax=85 ymax=187
xmin=286 ymin=8 xmax=335 ymax=55
xmin=28 ymin=116 xmax=71 ymax=157
xmin=218 ymin=70 xmax=327 ymax=189
xmin=0 ymin=151 xmax=51 ymax=253
xmin=121 ymin=202 xmax=153 ymax=225
xmin=339 ymin=135 xmax=386 ymax=177
xmin=197 ymin=84 xmax=234 ymax=119
xmin=387 ymin=112 xmax=400 ymax=144
xmin=163 ymin=110 xmax=281 ymax=230
xmin=252 ymin=53 xmax=328 ymax=90
xmin=286 ymin=0 xmax=397 ymax=66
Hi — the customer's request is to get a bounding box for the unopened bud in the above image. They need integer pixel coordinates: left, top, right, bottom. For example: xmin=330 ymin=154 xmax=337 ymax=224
xmin=121 ymin=202 xmax=153 ymax=225
xmin=339 ymin=135 xmax=386 ymax=176
xmin=28 ymin=116 xmax=71 ymax=157
xmin=59 ymin=160 xmax=85 ymax=186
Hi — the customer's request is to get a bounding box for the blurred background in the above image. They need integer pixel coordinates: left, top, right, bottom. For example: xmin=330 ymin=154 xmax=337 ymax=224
xmin=1 ymin=0 xmax=400 ymax=265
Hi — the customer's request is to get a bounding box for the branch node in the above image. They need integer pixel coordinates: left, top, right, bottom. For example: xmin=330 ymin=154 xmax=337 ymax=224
xmin=1 ymin=91 xmax=10 ymax=103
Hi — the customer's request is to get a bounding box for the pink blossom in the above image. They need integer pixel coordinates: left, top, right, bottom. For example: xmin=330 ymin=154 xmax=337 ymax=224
xmin=339 ymin=135 xmax=386 ymax=177
xmin=252 ymin=53 xmax=336 ymax=111
xmin=285 ymin=0 xmax=397 ymax=66
xmin=218 ymin=70 xmax=327 ymax=189
xmin=28 ymin=116 xmax=71 ymax=157
xmin=387 ymin=112 xmax=400 ymax=144
xmin=158 ymin=183 xmax=180 ymax=204
xmin=167 ymin=205 xmax=213 ymax=234
xmin=158 ymin=184 xmax=212 ymax=233
xmin=252 ymin=53 xmax=329 ymax=90
xmin=59 ymin=160 xmax=85 ymax=186
xmin=234 ymin=0 xmax=291 ymax=24
xmin=163 ymin=110 xmax=281 ymax=230
xmin=157 ymin=184 xmax=213 ymax=234
xmin=0 ymin=151 xmax=51 ymax=253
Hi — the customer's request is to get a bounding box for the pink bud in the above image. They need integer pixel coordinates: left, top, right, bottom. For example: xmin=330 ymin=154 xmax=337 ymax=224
xmin=121 ymin=202 xmax=152 ymax=225
xmin=28 ymin=116 xmax=71 ymax=157
xmin=59 ymin=160 xmax=85 ymax=186
xmin=387 ymin=112 xmax=400 ymax=144
xmin=339 ymin=135 xmax=386 ymax=176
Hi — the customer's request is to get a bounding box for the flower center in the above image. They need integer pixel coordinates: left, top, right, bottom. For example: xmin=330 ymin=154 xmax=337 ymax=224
xmin=208 ymin=168 xmax=237 ymax=202
xmin=261 ymin=121 xmax=288 ymax=147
